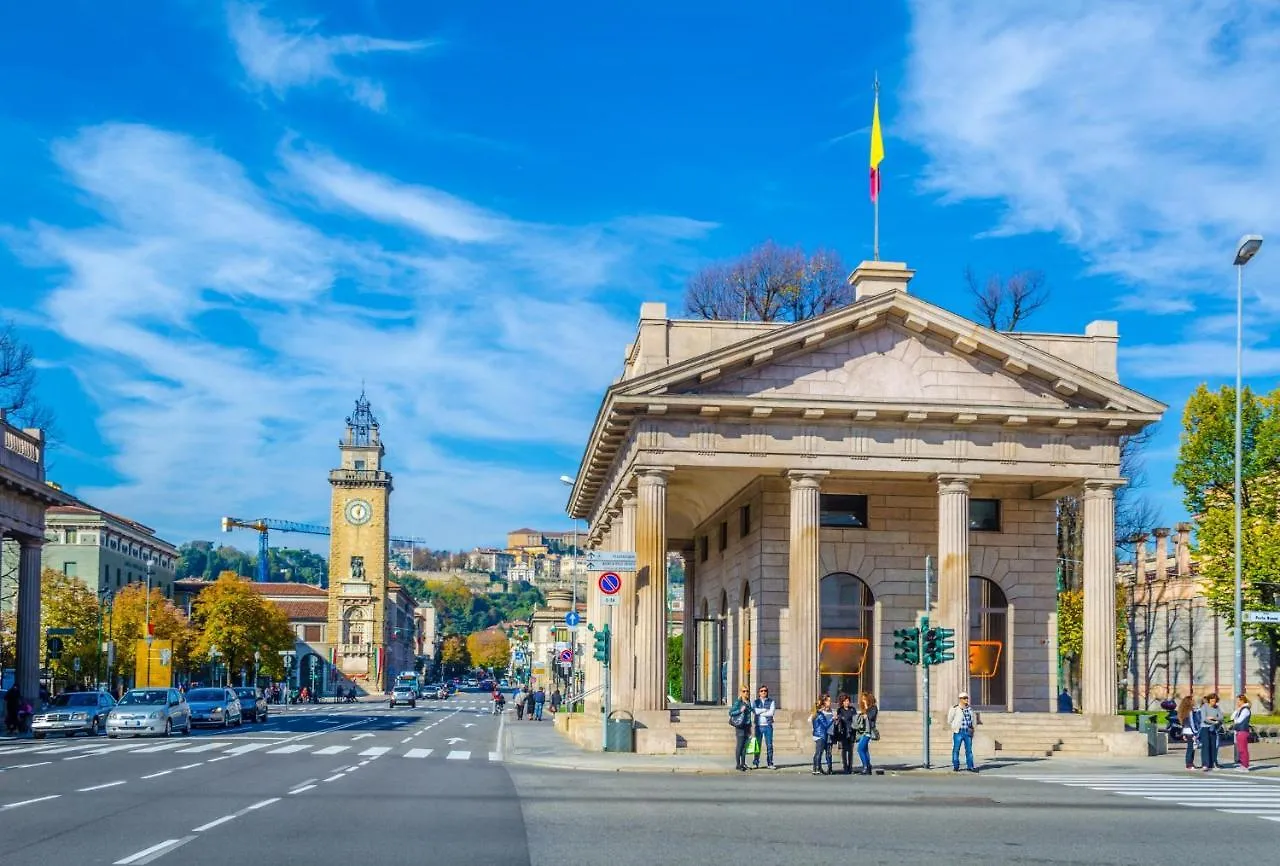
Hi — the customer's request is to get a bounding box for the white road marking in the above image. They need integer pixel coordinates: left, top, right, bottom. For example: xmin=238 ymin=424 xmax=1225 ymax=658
xmin=313 ymin=746 xmax=349 ymax=755
xmin=1015 ymin=774 xmax=1280 ymax=825
xmin=323 ymin=774 xmax=344 ymax=782
xmin=2 ymin=793 xmax=60 ymax=809
xmin=400 ymin=737 xmax=412 ymax=743
xmin=358 ymin=747 xmax=390 ymax=757
xmin=404 ymin=748 xmax=432 ymax=758
xmin=489 ymin=751 xmax=501 ymax=762
xmin=206 ymin=756 xmax=230 ymax=762
xmin=446 ymin=750 xmax=471 ymax=760
xmin=288 ymin=784 xmax=316 ymax=795
xmin=192 ymin=814 xmax=237 ymax=832
xmin=113 ymin=836 xmax=194 ymax=865
xmin=78 ymin=780 xmax=127 ymax=792
xmin=8 ymin=761 xmax=52 ymax=769
xmin=176 ymin=742 xmax=231 ymax=753
xmin=223 ymin=743 xmax=269 ymax=755
xmin=141 ymin=770 xmax=172 ymax=779
xmin=266 ymin=745 xmax=311 ymax=754
xmin=129 ymin=742 xmax=184 ymax=754
xmin=246 ymin=797 xmax=279 ymax=810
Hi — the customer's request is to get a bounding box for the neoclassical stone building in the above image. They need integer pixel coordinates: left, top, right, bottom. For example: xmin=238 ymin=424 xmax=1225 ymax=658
xmin=567 ymin=262 xmax=1165 ymax=738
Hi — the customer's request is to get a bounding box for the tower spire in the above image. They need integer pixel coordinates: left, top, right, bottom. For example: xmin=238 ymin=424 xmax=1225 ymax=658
xmin=345 ymin=390 xmax=380 ymax=446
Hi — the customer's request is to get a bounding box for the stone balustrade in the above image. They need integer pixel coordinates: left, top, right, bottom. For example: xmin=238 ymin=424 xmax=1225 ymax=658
xmin=1 ymin=421 xmax=43 ymax=483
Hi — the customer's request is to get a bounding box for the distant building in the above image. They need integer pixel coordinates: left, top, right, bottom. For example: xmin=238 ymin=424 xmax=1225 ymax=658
xmin=42 ymin=503 xmax=178 ymax=599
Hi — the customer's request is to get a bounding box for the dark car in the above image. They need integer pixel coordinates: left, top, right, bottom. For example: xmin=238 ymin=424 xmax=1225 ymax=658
xmin=185 ymin=687 xmax=242 ymax=728
xmin=233 ymin=687 xmax=269 ymax=722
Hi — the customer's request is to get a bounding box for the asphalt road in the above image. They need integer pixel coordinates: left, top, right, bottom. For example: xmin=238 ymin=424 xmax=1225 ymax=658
xmin=4 ymin=689 xmax=1278 ymax=865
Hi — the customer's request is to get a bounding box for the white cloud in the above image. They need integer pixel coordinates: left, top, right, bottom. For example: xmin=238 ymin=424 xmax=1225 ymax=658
xmin=12 ymin=123 xmax=711 ymax=548
xmin=226 ymin=3 xmax=432 ymax=111
xmin=903 ymin=1 xmax=1280 ymax=319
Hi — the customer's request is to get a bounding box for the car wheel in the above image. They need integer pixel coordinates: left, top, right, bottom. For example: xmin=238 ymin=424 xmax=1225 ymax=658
xmin=164 ymin=719 xmax=172 ymax=738
xmin=89 ymin=718 xmax=99 ymax=736
xmin=260 ymin=710 xmax=268 ymax=722
xmin=65 ymin=731 xmax=76 ymax=738
xmin=107 ymin=733 xmax=117 ymax=739
xmin=33 ymin=732 xmax=46 ymax=740
xmin=222 ymin=714 xmax=230 ymax=729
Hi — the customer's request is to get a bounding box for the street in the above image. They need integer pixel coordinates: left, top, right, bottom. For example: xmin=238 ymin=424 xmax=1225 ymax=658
xmin=1 ymin=688 xmax=1276 ymax=865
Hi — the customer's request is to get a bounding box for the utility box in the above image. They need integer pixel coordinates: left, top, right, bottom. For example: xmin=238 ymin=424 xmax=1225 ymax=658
xmin=605 ymin=710 xmax=635 ymax=753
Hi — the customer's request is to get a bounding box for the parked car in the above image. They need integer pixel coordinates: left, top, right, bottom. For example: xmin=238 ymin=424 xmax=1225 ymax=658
xmin=186 ymin=687 xmax=243 ymax=728
xmin=233 ymin=687 xmax=269 ymax=722
xmin=389 ymin=685 xmax=417 ymax=708
xmin=106 ymin=688 xmax=191 ymax=738
xmin=31 ymin=691 xmax=116 ymax=739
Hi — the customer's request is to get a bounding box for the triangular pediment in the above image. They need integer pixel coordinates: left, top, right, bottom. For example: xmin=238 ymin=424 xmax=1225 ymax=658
xmin=673 ymin=321 xmax=1092 ymax=409
xmin=615 ymin=291 xmax=1165 ymax=417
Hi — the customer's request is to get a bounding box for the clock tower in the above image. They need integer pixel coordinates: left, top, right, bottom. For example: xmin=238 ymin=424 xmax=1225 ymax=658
xmin=327 ymin=391 xmax=393 ymax=687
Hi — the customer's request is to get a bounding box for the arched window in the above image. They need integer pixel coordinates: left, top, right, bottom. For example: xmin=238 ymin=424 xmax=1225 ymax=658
xmin=740 ymin=582 xmax=753 ymax=685
xmin=819 ymin=572 xmax=874 ymax=703
xmin=969 ymin=576 xmax=1008 ymax=708
xmin=344 ymin=607 xmax=367 ymax=646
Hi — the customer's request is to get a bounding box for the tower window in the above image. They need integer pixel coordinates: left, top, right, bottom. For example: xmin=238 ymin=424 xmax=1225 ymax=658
xmin=354 ymin=459 xmax=366 ymax=470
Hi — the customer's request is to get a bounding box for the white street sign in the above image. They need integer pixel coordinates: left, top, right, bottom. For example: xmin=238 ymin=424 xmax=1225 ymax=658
xmin=587 ymin=551 xmax=636 ymax=572
xmin=1243 ymin=610 xmax=1280 ymax=624
xmin=602 ymin=595 xmax=621 ymax=606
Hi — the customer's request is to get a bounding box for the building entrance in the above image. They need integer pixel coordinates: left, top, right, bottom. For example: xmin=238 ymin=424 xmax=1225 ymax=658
xmin=693 ymin=617 xmax=724 ymax=704
xmin=819 ymin=572 xmax=874 ymax=702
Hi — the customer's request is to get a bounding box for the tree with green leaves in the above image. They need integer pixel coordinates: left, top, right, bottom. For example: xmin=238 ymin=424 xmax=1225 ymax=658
xmin=41 ymin=569 xmax=100 ymax=684
xmin=1175 ymin=384 xmax=1280 ymax=652
xmin=439 ymin=634 xmax=470 ymax=675
xmin=192 ymin=572 xmax=294 ymax=685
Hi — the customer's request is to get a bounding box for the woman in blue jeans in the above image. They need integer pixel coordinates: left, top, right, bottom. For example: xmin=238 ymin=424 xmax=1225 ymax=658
xmin=1177 ymin=695 xmax=1200 ymax=769
xmin=856 ymin=692 xmax=879 ymax=775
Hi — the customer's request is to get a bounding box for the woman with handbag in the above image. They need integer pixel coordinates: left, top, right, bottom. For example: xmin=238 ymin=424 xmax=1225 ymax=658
xmin=856 ymin=692 xmax=879 ymax=775
xmin=1232 ymin=694 xmax=1252 ymax=772
xmin=808 ymin=694 xmax=835 ymax=775
xmin=833 ymin=694 xmax=857 ymax=774
xmin=729 ymin=687 xmax=754 ymax=772
xmin=1177 ymin=695 xmax=1201 ymax=770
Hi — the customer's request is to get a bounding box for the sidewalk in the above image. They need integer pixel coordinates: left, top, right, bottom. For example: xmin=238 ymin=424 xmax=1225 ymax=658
xmin=500 ymin=715 xmax=1280 ymax=777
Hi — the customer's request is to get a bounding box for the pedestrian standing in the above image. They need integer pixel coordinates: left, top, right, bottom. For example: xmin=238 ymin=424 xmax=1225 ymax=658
xmin=751 ymin=685 xmax=777 ymax=770
xmin=808 ymin=694 xmax=835 ymax=775
xmin=524 ymin=688 xmax=536 ymax=721
xmin=515 ymin=687 xmax=527 ymax=720
xmin=1232 ymin=694 xmax=1252 ymax=772
xmin=1178 ymin=694 xmax=1201 ymax=770
xmin=833 ymin=694 xmax=856 ymax=774
xmin=1200 ymin=693 xmax=1224 ymax=772
xmin=729 ymin=686 xmax=753 ymax=771
xmin=947 ymin=691 xmax=978 ymax=772
xmin=4 ymin=684 xmax=19 ymax=735
xmin=550 ymin=688 xmax=563 ymax=716
xmin=856 ymin=692 xmax=879 ymax=775
xmin=533 ymin=687 xmax=546 ymax=720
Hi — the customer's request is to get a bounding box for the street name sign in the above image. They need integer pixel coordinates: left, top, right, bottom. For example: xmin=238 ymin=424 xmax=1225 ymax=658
xmin=587 ymin=551 xmax=636 ymax=572
xmin=45 ymin=627 xmax=75 ymax=636
xmin=1244 ymin=610 xmax=1280 ymax=624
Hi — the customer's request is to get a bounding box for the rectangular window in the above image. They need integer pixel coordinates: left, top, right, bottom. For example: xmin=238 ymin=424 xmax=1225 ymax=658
xmin=717 ymin=522 xmax=728 ymax=552
xmin=819 ymin=494 xmax=868 ymax=528
xmin=354 ymin=459 xmax=366 ymax=470
xmin=303 ymin=625 xmax=323 ymax=642
xmin=64 ymin=530 xmax=77 ymax=544
xmin=970 ymin=499 xmax=1001 ymax=532
xmin=62 ymin=562 xmax=77 ymax=577
xmin=739 ymin=504 xmax=751 ymax=538
xmin=698 ymin=536 xmax=709 ymax=562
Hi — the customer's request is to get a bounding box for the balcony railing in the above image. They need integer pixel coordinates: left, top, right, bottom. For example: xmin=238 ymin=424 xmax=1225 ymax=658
xmin=0 ymin=419 xmax=43 ymax=484
xmin=328 ymin=468 xmax=391 ymax=484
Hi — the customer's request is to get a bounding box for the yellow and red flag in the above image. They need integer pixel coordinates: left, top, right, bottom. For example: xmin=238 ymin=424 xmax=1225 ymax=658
xmin=869 ymin=91 xmax=885 ymax=202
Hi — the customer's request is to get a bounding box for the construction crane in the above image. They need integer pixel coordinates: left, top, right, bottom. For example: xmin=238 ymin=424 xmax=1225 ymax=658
xmin=220 ymin=516 xmax=428 ymax=584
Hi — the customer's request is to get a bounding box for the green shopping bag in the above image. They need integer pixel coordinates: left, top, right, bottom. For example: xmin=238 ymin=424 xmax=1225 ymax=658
xmin=746 ymin=735 xmax=760 ymax=755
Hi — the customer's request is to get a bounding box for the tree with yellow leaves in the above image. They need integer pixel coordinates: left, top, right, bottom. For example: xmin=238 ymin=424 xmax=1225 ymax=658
xmin=40 ymin=569 xmax=100 ymax=684
xmin=192 ymin=572 xmax=294 ymax=684
xmin=107 ymin=582 xmax=195 ymax=683
xmin=465 ymin=628 xmax=510 ymax=671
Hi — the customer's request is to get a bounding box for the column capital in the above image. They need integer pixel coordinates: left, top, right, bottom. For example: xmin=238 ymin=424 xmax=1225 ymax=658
xmin=634 ymin=465 xmax=674 ymax=485
xmin=614 ymin=488 xmax=637 ymax=508
xmin=17 ymin=535 xmax=44 ymax=551
xmin=1151 ymin=526 xmax=1171 ymax=539
xmin=786 ymin=469 xmax=829 ymax=489
xmin=1082 ymin=478 xmax=1126 ymax=498
xmin=936 ymin=474 xmax=979 ymax=494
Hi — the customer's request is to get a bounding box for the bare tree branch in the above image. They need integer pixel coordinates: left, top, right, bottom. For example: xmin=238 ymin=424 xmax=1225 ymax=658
xmin=684 ymin=242 xmax=851 ymax=323
xmin=0 ymin=319 xmax=55 ymax=434
xmin=965 ymin=267 xmax=1050 ymax=331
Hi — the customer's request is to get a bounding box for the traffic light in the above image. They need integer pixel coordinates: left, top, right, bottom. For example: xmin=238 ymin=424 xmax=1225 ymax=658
xmin=891 ymin=627 xmax=920 ymax=666
xmin=592 ymin=625 xmax=611 ymax=665
xmin=46 ymin=637 xmax=64 ymax=660
xmin=923 ymin=627 xmax=957 ymax=665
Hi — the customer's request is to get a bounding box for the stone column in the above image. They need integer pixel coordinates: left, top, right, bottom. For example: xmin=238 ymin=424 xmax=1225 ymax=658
xmin=681 ymin=546 xmax=696 ymax=703
xmin=936 ymin=475 xmax=977 ymax=706
xmin=16 ymin=536 xmax=43 ymax=704
xmin=786 ymin=470 xmax=827 ymax=711
xmin=1152 ymin=527 xmax=1170 ymax=579
xmin=633 ymin=468 xmax=670 ymax=711
xmin=612 ymin=491 xmax=637 ymax=711
xmin=1082 ymin=480 xmax=1123 ymax=716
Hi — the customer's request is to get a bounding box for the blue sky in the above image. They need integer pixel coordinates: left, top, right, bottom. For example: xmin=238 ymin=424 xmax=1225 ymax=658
xmin=2 ymin=1 xmax=1278 ymax=552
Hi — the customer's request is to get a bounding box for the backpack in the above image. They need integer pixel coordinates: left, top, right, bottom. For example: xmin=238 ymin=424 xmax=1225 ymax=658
xmin=729 ymin=703 xmax=751 ymax=728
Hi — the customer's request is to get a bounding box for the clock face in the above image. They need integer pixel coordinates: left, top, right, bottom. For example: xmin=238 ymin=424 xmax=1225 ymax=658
xmin=344 ymin=499 xmax=373 ymax=526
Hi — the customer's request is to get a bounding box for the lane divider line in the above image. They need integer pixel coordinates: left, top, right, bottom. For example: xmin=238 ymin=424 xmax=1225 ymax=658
xmin=192 ymin=814 xmax=237 ymax=832
xmin=287 ymin=785 xmax=316 ymax=795
xmin=78 ymin=780 xmax=127 ymax=792
xmin=2 ymin=793 xmax=61 ymax=810
xmin=113 ymin=836 xmax=194 ymax=866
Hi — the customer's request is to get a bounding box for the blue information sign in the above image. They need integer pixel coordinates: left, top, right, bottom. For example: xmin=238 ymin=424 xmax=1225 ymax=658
xmin=565 ymin=611 xmax=582 ymax=628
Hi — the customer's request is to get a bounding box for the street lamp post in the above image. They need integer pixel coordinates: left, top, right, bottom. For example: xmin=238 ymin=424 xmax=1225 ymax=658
xmin=1232 ymin=234 xmax=1263 ymax=708
xmin=559 ymin=475 xmax=581 ymax=692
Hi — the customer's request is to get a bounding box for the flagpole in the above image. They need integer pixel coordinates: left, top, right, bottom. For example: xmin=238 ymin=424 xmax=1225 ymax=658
xmin=872 ymin=76 xmax=881 ymax=261
xmin=874 ymin=186 xmax=880 ymax=262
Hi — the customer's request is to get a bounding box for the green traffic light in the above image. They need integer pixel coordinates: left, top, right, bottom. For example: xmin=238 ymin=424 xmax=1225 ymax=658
xmin=891 ymin=626 xmax=920 ymax=666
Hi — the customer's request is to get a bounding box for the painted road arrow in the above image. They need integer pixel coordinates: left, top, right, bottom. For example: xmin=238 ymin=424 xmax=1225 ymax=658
xmin=351 ymin=733 xmax=376 ymax=740
xmin=445 ymin=737 xmax=466 ymax=745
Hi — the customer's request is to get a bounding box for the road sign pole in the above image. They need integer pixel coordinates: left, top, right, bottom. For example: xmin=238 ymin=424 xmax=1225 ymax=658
xmin=603 ymin=602 xmax=612 ymax=752
xmin=922 ymin=555 xmax=932 ymax=770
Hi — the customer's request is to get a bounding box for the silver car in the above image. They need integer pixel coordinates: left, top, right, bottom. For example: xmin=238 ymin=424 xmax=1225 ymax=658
xmin=186 ymin=687 xmax=243 ymax=728
xmin=106 ymin=688 xmax=192 ymax=738
xmin=31 ymin=691 xmax=116 ymax=739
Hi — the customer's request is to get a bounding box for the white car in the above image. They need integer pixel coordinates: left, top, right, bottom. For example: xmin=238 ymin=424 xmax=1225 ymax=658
xmin=389 ymin=686 xmax=417 ymax=708
xmin=106 ymin=688 xmax=192 ymax=737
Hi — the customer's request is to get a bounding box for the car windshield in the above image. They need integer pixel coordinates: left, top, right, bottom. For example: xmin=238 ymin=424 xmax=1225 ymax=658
xmin=50 ymin=693 xmax=98 ymax=707
xmin=234 ymin=689 xmax=257 ymax=698
xmin=186 ymin=689 xmax=226 ymax=702
xmin=120 ymin=690 xmax=168 ymax=706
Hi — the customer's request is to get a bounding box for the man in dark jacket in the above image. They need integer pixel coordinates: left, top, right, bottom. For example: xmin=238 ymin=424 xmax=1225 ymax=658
xmin=533 ymin=687 xmax=546 ymax=721
xmin=4 ymin=684 xmax=20 ymax=735
xmin=523 ymin=688 xmax=536 ymax=721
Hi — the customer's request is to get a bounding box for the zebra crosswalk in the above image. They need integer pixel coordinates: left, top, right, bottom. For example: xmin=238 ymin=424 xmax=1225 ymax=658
xmin=0 ymin=739 xmax=501 ymax=764
xmin=1015 ymin=774 xmax=1280 ymax=824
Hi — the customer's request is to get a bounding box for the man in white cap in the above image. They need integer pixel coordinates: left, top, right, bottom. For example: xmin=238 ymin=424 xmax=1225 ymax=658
xmin=947 ymin=691 xmax=978 ymax=772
